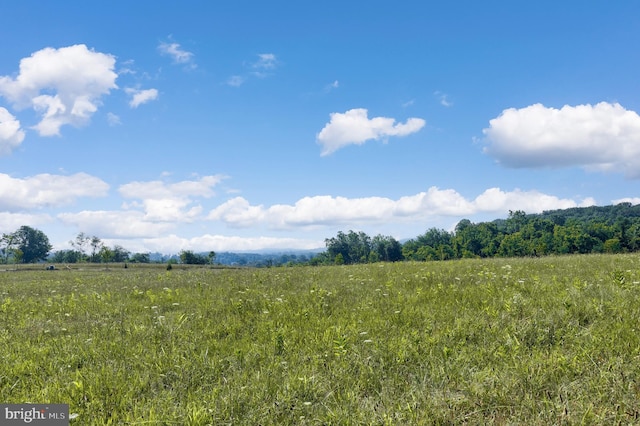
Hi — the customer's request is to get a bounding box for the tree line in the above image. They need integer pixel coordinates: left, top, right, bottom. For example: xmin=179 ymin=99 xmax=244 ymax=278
xmin=0 ymin=229 xmax=149 ymax=265
xmin=3 ymin=203 xmax=640 ymax=266
xmin=316 ymin=203 xmax=640 ymax=265
xmin=0 ymin=229 xmax=220 ymax=266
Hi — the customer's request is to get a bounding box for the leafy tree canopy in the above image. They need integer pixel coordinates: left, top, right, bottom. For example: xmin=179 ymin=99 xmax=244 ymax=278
xmin=3 ymin=226 xmax=52 ymax=263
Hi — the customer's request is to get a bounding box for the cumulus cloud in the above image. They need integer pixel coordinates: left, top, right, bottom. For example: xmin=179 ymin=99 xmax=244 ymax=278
xmin=56 ymin=175 xmax=226 ymax=240
xmin=483 ymin=102 xmax=640 ymax=178
xmin=473 ymin=188 xmax=596 ymax=213
xmin=126 ymin=88 xmax=159 ymax=108
xmin=395 ymin=188 xmax=475 ymax=216
xmin=58 ymin=210 xmax=174 ymax=238
xmin=0 ymin=107 xmax=25 ymax=155
xmin=207 ymin=197 xmax=267 ymax=227
xmin=119 ymin=175 xmax=226 ymax=222
xmin=269 ymin=196 xmax=397 ymax=227
xmin=0 ymin=172 xmax=109 ymax=211
xmin=158 ymin=40 xmax=194 ymax=65
xmin=0 ymin=44 xmax=118 ymax=136
xmin=208 ymin=187 xmax=593 ymax=229
xmin=316 ymin=108 xmax=426 ymax=156
xmin=0 ymin=212 xmax=52 ymax=234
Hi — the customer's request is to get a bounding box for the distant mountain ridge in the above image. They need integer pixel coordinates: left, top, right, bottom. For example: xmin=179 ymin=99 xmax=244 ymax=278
xmin=148 ymin=248 xmax=324 ymax=267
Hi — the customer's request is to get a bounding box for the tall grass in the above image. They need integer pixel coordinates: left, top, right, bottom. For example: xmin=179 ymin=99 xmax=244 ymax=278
xmin=1 ymin=255 xmax=640 ymax=424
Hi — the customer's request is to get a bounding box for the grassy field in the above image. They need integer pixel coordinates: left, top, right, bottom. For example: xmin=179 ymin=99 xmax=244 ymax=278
xmin=1 ymin=255 xmax=640 ymax=424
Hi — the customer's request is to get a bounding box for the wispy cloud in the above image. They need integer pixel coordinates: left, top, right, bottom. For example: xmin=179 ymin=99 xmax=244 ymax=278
xmin=227 ymin=53 xmax=279 ymax=86
xmin=434 ymin=91 xmax=452 ymax=107
xmin=106 ymin=112 xmax=121 ymax=126
xmin=226 ymin=75 xmax=245 ymax=87
xmin=125 ymin=88 xmax=159 ymax=108
xmin=253 ymin=53 xmax=277 ymax=70
xmin=158 ymin=38 xmax=195 ymax=68
xmin=118 ymin=59 xmax=136 ymax=76
xmin=323 ymin=80 xmax=339 ymax=93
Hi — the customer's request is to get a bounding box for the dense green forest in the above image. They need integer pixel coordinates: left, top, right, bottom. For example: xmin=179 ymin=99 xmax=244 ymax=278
xmin=315 ymin=202 xmax=640 ymax=265
xmin=2 ymin=203 xmax=640 ymax=267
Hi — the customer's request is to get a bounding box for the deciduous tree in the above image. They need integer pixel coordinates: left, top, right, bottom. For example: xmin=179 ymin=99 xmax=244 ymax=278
xmin=11 ymin=226 xmax=52 ymax=263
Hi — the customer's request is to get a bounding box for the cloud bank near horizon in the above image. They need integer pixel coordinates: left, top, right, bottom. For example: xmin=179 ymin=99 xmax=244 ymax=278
xmin=209 ymin=187 xmax=595 ymax=230
xmin=0 ymin=170 xmax=598 ymax=252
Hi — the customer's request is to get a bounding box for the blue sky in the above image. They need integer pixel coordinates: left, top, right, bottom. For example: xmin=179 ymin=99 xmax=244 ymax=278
xmin=1 ymin=1 xmax=640 ymax=253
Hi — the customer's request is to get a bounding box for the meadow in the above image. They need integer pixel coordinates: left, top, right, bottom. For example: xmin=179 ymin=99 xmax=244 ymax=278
xmin=1 ymin=255 xmax=640 ymax=424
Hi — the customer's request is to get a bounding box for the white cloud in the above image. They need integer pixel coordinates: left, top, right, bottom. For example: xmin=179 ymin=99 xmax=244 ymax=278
xmin=208 ymin=187 xmax=593 ymax=229
xmin=126 ymin=88 xmax=159 ymax=108
xmin=158 ymin=41 xmax=194 ymax=65
xmin=613 ymin=197 xmax=640 ymax=205
xmin=54 ymin=175 xmax=226 ymax=243
xmin=208 ymin=197 xmax=266 ymax=227
xmin=395 ymin=188 xmax=475 ymax=216
xmin=119 ymin=175 xmax=226 ymax=222
xmin=119 ymin=175 xmax=224 ymax=199
xmin=473 ymin=188 xmax=596 ymax=213
xmin=58 ymin=210 xmax=174 ymax=238
xmin=0 ymin=212 xmax=52 ymax=234
xmin=269 ymin=195 xmax=396 ymax=227
xmin=316 ymin=108 xmax=426 ymax=156
xmin=0 ymin=107 xmax=25 ymax=155
xmin=0 ymin=172 xmax=109 ymax=211
xmin=0 ymin=44 xmax=118 ymax=136
xmin=483 ymin=102 xmax=640 ymax=178
xmin=38 ymin=183 xmax=600 ymax=254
